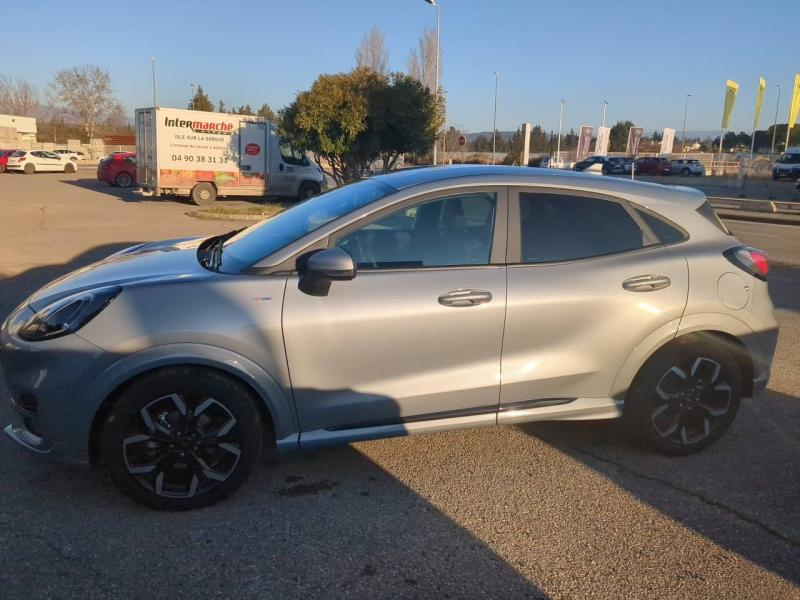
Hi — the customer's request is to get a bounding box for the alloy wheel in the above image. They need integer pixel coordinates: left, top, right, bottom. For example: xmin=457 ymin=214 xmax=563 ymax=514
xmin=122 ymin=393 xmax=242 ymax=498
xmin=650 ymin=357 xmax=732 ymax=445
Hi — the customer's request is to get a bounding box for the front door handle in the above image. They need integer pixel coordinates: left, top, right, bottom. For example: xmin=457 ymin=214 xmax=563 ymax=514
xmin=622 ymin=274 xmax=671 ymax=292
xmin=438 ymin=289 xmax=493 ymax=307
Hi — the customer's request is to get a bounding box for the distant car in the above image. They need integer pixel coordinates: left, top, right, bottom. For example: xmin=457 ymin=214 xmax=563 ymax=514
xmin=53 ymin=149 xmax=83 ymax=162
xmin=0 ymin=149 xmax=20 ymax=172
xmin=671 ymin=159 xmax=705 ymax=176
xmin=4 ymin=150 xmax=77 ymax=174
xmin=573 ymin=156 xmax=608 ymax=172
xmin=635 ymin=157 xmax=672 ymax=175
xmin=603 ymin=157 xmax=634 ymax=175
xmin=97 ymin=152 xmax=136 ymax=187
xmin=772 ymin=147 xmax=800 ymax=180
xmin=540 ymin=156 xmax=573 ymax=170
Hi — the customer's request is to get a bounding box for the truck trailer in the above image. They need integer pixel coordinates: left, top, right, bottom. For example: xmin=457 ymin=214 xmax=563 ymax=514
xmin=134 ymin=107 xmax=325 ymax=205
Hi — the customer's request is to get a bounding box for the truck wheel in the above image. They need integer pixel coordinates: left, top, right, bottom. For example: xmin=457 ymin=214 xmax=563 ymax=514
xmin=115 ymin=172 xmax=133 ymax=188
xmin=298 ymin=181 xmax=320 ymax=200
xmin=24 ymin=163 xmax=35 ymax=174
xmin=191 ymin=183 xmax=217 ymax=206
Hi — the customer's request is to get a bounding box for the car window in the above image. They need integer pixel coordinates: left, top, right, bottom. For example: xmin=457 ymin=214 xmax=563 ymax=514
xmin=10 ymin=150 xmax=25 ymax=157
xmin=634 ymin=208 xmax=687 ymax=245
xmin=279 ymin=140 xmax=307 ymax=166
xmin=519 ymin=192 xmax=645 ymax=263
xmin=337 ymin=192 xmax=497 ymax=269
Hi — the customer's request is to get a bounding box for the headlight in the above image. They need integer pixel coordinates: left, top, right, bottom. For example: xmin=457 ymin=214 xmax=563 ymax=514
xmin=18 ymin=287 xmax=121 ymax=341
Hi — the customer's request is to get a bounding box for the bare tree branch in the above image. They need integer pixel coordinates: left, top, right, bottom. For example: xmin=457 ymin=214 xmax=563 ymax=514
xmin=406 ymin=27 xmax=438 ymax=92
xmin=0 ymin=74 xmax=40 ymax=116
xmin=49 ymin=65 xmax=118 ymax=139
xmin=355 ymin=26 xmax=389 ymax=76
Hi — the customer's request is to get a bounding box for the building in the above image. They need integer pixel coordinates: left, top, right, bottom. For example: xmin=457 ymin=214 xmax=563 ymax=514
xmin=0 ymin=114 xmax=38 ymax=142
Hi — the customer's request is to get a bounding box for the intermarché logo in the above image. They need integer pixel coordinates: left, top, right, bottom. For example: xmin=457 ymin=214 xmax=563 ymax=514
xmin=164 ymin=117 xmax=234 ymax=135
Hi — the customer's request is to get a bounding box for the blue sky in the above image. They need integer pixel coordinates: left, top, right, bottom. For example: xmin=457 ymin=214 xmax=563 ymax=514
xmin=1 ymin=0 xmax=796 ymax=135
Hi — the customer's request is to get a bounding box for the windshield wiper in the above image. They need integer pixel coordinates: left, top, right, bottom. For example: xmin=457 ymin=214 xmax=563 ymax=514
xmin=200 ymin=228 xmax=244 ymax=271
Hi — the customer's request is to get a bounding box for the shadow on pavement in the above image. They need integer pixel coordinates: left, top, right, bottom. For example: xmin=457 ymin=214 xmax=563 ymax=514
xmin=519 ymin=386 xmax=800 ymax=585
xmin=0 ymin=247 xmax=549 ymax=600
xmin=770 ymin=263 xmax=800 ymax=312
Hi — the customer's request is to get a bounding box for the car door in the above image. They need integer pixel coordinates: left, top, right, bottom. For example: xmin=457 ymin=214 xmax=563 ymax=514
xmin=498 ymin=187 xmax=688 ymax=422
xmin=282 ymin=187 xmax=508 ymax=445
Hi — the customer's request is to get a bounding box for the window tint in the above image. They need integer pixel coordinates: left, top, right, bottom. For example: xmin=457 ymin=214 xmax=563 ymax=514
xmin=337 ymin=193 xmax=496 ymax=269
xmin=519 ymin=192 xmax=645 ymax=263
xmin=634 ymin=208 xmax=687 ymax=244
xmin=695 ymin=200 xmax=730 ymax=234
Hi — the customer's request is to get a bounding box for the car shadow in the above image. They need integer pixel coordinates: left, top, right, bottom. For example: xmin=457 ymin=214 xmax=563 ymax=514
xmin=517 ymin=386 xmax=800 ymax=584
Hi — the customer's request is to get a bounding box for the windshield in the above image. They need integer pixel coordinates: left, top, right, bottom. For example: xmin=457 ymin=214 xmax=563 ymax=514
xmin=221 ymin=178 xmax=394 ymax=270
xmin=777 ymin=152 xmax=800 ymax=164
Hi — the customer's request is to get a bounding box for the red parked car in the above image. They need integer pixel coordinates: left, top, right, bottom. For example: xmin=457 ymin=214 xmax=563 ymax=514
xmin=634 ymin=156 xmax=672 ymax=175
xmin=0 ymin=149 xmax=20 ymax=172
xmin=97 ymin=152 xmax=137 ymax=187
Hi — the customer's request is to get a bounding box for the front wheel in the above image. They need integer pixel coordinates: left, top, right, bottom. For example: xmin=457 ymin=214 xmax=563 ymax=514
xmin=297 ymin=181 xmax=320 ymax=200
xmin=100 ymin=367 xmax=265 ymax=510
xmin=64 ymin=162 xmax=77 ymax=173
xmin=682 ymin=168 xmax=691 ymax=175
xmin=624 ymin=336 xmax=742 ymax=455
xmin=115 ymin=172 xmax=133 ymax=188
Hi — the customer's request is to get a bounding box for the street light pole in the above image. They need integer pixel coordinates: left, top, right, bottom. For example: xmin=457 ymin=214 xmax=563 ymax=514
xmin=602 ymin=99 xmax=607 ymax=129
xmin=771 ymin=84 xmax=781 ymax=156
xmin=190 ymin=83 xmax=195 ymax=110
xmin=681 ymin=94 xmax=691 ymax=153
xmin=151 ymin=57 xmax=158 ymax=107
xmin=556 ymin=98 xmax=565 ymax=167
xmin=492 ymin=72 xmax=498 ymax=165
xmin=425 ymin=0 xmax=441 ymax=165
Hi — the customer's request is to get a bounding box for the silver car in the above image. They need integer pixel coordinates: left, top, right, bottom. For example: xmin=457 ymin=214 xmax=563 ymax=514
xmin=1 ymin=166 xmax=778 ymax=510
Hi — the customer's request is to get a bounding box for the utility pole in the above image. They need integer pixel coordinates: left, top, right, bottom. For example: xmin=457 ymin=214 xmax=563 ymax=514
xmin=770 ymin=84 xmax=781 ymax=156
xmin=151 ymin=57 xmax=158 ymax=107
xmin=425 ymin=0 xmax=441 ymax=165
xmin=492 ymin=72 xmax=498 ymax=165
xmin=681 ymin=94 xmax=691 ymax=153
xmin=602 ymin=99 xmax=607 ymax=129
xmin=190 ymin=84 xmax=195 ymax=110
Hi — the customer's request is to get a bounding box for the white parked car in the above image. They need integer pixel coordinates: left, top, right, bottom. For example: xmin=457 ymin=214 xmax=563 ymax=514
xmin=53 ymin=149 xmax=83 ymax=161
xmin=671 ymin=159 xmax=705 ymax=176
xmin=5 ymin=150 xmax=78 ymax=174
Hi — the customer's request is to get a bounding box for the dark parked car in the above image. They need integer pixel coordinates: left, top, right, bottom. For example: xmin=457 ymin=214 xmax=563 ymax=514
xmin=97 ymin=152 xmax=137 ymax=187
xmin=0 ymin=149 xmax=20 ymax=172
xmin=573 ymin=156 xmax=607 ymax=172
xmin=603 ymin=157 xmax=634 ymax=175
xmin=635 ymin=157 xmax=672 ymax=175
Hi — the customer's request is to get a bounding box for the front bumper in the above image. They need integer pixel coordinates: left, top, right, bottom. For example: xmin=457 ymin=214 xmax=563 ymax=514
xmin=1 ymin=303 xmax=115 ymax=464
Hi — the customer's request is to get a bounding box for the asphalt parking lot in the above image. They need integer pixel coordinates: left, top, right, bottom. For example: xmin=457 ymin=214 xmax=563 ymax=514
xmin=0 ymin=172 xmax=798 ymax=599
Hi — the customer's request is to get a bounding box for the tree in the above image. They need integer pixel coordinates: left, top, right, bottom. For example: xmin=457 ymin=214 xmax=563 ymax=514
xmin=355 ymin=26 xmax=389 ymax=76
xmin=471 ymin=134 xmax=491 ymax=152
xmin=188 ymin=85 xmax=213 ymax=111
xmin=282 ymin=68 xmax=442 ymax=184
xmin=0 ymin=74 xmax=39 ymax=116
xmin=256 ymin=103 xmax=276 ymax=121
xmin=233 ymin=104 xmax=254 ymax=116
xmin=530 ymin=125 xmax=548 ymax=153
xmin=49 ymin=65 xmax=118 ymax=139
xmin=407 ymin=27 xmax=438 ymax=92
xmin=217 ymin=99 xmax=226 ymax=113
xmin=609 ymin=120 xmax=634 ymax=152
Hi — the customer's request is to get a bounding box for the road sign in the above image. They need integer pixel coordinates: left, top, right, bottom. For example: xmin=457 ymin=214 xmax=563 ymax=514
xmin=458 ymin=134 xmax=466 ymax=147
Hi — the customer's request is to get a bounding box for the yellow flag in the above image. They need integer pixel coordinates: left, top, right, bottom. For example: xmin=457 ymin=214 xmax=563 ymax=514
xmin=789 ymin=73 xmax=800 ymax=130
xmin=754 ymin=77 xmax=766 ymax=130
xmin=722 ymin=80 xmax=739 ymax=129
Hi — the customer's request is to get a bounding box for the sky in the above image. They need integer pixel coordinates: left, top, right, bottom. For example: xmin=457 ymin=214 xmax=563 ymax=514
xmin=1 ymin=0 xmax=797 ymax=136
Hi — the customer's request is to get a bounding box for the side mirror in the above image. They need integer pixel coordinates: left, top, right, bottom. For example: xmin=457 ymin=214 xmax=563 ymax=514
xmin=299 ymin=247 xmax=356 ymax=296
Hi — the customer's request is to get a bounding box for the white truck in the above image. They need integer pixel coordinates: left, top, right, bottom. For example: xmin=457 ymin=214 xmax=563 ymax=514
xmin=134 ymin=107 xmax=325 ymax=205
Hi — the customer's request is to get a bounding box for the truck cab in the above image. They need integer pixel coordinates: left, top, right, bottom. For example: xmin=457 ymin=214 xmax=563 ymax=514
xmin=269 ymin=135 xmax=325 ymax=199
xmin=773 ymin=147 xmax=800 ymax=180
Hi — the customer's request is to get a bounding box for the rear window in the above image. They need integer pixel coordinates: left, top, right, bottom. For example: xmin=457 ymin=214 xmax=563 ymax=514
xmin=695 ymin=201 xmax=729 ymax=234
xmin=634 ymin=208 xmax=688 ymax=244
xmin=11 ymin=150 xmax=25 ymax=157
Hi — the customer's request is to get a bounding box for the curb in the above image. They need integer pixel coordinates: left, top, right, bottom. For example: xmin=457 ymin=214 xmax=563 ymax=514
xmin=716 ymin=210 xmax=800 ymax=227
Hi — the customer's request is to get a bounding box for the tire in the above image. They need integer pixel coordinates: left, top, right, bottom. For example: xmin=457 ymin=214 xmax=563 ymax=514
xmin=772 ymin=172 xmax=780 ymax=180
xmin=115 ymin=172 xmax=133 ymax=188
xmin=682 ymin=168 xmax=691 ymax=176
xmin=23 ymin=163 xmax=35 ymax=174
xmin=64 ymin=162 xmax=76 ymax=174
xmin=623 ymin=335 xmax=742 ymax=455
xmin=191 ymin=182 xmax=217 ymax=206
xmin=100 ymin=367 xmax=265 ymax=510
xmin=297 ymin=181 xmax=320 ymax=200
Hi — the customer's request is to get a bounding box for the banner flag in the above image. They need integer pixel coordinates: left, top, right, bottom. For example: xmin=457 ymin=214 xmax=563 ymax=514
xmin=594 ymin=126 xmax=610 ymax=156
xmin=576 ymin=125 xmax=593 ymax=161
xmin=789 ymin=73 xmax=800 ymax=129
xmin=754 ymin=77 xmax=766 ymax=130
xmin=660 ymin=128 xmax=676 ymax=155
xmin=722 ymin=80 xmax=739 ymax=129
xmin=626 ymin=127 xmax=644 ymax=156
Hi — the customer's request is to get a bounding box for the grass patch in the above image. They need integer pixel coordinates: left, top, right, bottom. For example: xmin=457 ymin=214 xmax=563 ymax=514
xmin=188 ymin=203 xmax=289 ymax=221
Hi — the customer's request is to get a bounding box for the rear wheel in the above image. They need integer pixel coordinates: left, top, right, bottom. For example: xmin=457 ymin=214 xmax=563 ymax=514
xmin=115 ymin=172 xmax=133 ymax=188
xmin=682 ymin=167 xmax=691 ymax=175
xmin=298 ymin=181 xmax=320 ymax=200
xmin=23 ymin=163 xmax=35 ymax=174
xmin=191 ymin=182 xmax=217 ymax=206
xmin=64 ymin=162 xmax=76 ymax=173
xmin=624 ymin=336 xmax=742 ymax=455
xmin=100 ymin=367 xmax=265 ymax=510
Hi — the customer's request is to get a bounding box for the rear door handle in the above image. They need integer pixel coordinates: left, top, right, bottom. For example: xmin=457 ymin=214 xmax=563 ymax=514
xmin=622 ymin=274 xmax=671 ymax=292
xmin=438 ymin=289 xmax=493 ymax=307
